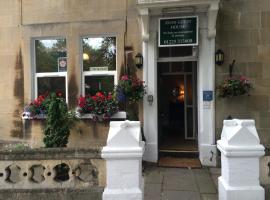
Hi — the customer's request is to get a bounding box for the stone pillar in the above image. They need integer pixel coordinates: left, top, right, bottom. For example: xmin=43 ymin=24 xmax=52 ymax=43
xmin=217 ymin=119 xmax=265 ymax=200
xmin=102 ymin=120 xmax=145 ymax=200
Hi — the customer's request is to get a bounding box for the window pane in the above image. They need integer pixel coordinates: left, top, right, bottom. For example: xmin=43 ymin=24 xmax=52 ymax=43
xmin=159 ymin=46 xmax=193 ymax=58
xmin=82 ymin=37 xmax=116 ymax=71
xmin=171 ymin=62 xmax=184 ymax=72
xmin=37 ymin=77 xmax=66 ymax=98
xmin=85 ymin=75 xmax=114 ymax=96
xmin=158 ymin=62 xmax=170 ymax=74
xmin=35 ymin=39 xmax=67 ymax=73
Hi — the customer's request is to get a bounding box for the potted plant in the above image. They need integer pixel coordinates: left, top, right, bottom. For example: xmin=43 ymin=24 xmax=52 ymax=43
xmin=77 ymin=92 xmax=119 ymax=121
xmin=115 ymin=75 xmax=146 ymax=103
xmin=22 ymin=92 xmax=64 ymax=119
xmin=217 ymin=76 xmax=252 ymax=98
xmin=115 ymin=75 xmax=146 ymax=120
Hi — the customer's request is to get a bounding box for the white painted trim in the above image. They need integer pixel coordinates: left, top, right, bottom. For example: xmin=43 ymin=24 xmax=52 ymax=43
xmin=138 ymin=0 xmax=220 ymax=39
xmin=143 ymin=32 xmax=158 ymax=163
xmin=157 ymin=56 xmax=198 ymax=62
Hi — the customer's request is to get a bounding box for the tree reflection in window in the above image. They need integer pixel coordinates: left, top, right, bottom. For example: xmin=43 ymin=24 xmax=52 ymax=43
xmin=35 ymin=39 xmax=67 ymax=73
xmin=82 ymin=37 xmax=116 ymax=71
xmin=34 ymin=38 xmax=67 ymax=101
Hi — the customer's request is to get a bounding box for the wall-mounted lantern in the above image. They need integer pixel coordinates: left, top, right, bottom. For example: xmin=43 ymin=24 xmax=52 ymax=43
xmin=135 ymin=53 xmax=143 ymax=69
xmin=215 ymin=49 xmax=224 ymax=66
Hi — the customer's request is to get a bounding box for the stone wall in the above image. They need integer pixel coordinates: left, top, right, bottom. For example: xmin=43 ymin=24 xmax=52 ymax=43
xmin=216 ymin=0 xmax=270 ymax=148
xmin=22 ymin=119 xmax=111 ymax=148
xmin=0 ymin=0 xmax=142 ymax=147
xmin=0 ymin=147 xmax=104 ymax=199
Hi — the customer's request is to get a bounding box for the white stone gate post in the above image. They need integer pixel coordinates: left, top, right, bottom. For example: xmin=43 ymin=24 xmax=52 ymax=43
xmin=217 ymin=119 xmax=265 ymax=200
xmin=102 ymin=120 xmax=145 ymax=200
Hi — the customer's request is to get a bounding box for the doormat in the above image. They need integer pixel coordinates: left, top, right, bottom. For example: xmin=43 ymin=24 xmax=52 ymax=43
xmin=158 ymin=157 xmax=202 ymax=169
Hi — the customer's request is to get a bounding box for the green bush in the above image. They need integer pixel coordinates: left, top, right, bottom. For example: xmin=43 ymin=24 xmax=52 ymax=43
xmin=43 ymin=93 xmax=76 ymax=148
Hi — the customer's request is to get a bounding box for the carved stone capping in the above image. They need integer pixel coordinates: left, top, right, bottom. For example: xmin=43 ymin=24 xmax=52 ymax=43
xmin=75 ymin=162 xmax=98 ymax=185
xmin=102 ymin=120 xmax=145 ymax=200
xmin=217 ymin=119 xmax=265 ymax=200
xmin=30 ymin=165 xmax=45 ymax=183
xmin=5 ymin=164 xmax=21 ymax=184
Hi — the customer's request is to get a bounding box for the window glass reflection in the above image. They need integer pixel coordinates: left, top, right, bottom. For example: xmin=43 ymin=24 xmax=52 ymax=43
xmin=82 ymin=37 xmax=116 ymax=71
xmin=35 ymin=39 xmax=67 ymax=73
xmin=85 ymin=75 xmax=114 ymax=96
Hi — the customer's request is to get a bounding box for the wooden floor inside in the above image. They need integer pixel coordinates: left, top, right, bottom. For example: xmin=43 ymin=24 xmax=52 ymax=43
xmin=159 ymin=133 xmax=198 ymax=152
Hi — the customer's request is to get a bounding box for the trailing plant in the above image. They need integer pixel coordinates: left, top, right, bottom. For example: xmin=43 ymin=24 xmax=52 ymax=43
xmin=217 ymin=76 xmax=252 ymax=98
xmin=27 ymin=94 xmax=48 ymax=116
xmin=115 ymin=75 xmax=146 ymax=103
xmin=23 ymin=91 xmax=63 ymax=117
xmin=43 ymin=93 xmax=76 ymax=148
xmin=77 ymin=92 xmax=118 ymax=121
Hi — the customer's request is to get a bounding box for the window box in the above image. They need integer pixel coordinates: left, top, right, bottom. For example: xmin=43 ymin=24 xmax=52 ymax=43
xmin=22 ymin=111 xmax=126 ymax=121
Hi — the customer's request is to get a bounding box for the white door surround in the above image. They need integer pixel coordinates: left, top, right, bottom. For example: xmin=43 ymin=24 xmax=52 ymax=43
xmin=138 ymin=0 xmax=220 ymax=166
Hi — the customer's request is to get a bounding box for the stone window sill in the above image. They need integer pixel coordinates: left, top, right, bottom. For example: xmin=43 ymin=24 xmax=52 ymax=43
xmin=22 ymin=111 xmax=127 ymax=121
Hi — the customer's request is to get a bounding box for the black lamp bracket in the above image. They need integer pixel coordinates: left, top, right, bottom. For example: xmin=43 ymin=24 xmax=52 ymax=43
xmin=229 ymin=60 xmax=235 ymax=78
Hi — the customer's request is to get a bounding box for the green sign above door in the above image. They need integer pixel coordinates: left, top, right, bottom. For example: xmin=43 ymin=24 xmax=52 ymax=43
xmin=159 ymin=16 xmax=198 ymax=47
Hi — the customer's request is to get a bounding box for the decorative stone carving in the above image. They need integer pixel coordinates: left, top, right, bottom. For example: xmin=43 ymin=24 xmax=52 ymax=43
xmin=53 ymin=163 xmax=70 ymax=182
xmin=5 ymin=164 xmax=21 ymax=183
xmin=30 ymin=165 xmax=45 ymax=183
xmin=75 ymin=163 xmax=98 ymax=185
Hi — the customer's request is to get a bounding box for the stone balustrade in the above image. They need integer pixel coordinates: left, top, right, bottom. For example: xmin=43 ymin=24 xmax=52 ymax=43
xmin=0 ymin=148 xmax=105 ymax=190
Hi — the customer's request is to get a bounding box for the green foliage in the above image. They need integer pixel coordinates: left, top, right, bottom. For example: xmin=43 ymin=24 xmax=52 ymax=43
xmin=35 ymin=39 xmax=66 ymax=72
xmin=115 ymin=75 xmax=146 ymax=103
xmin=82 ymin=37 xmax=116 ymax=71
xmin=13 ymin=143 xmax=30 ymax=151
xmin=43 ymin=93 xmax=76 ymax=148
xmin=217 ymin=76 xmax=252 ymax=98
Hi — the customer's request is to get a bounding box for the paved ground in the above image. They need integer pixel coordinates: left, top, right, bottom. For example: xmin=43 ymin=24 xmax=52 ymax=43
xmin=143 ymin=164 xmax=221 ymax=200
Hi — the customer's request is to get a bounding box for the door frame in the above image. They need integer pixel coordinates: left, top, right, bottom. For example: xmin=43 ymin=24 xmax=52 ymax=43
xmin=141 ymin=13 xmax=218 ymax=167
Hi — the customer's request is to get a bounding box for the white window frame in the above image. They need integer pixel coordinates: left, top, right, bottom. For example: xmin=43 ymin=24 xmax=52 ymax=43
xmin=81 ymin=36 xmax=117 ymax=96
xmin=33 ymin=38 xmax=68 ymax=102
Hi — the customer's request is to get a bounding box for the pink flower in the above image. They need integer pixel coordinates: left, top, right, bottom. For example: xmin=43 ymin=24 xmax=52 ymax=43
xmin=121 ymin=75 xmax=129 ymax=81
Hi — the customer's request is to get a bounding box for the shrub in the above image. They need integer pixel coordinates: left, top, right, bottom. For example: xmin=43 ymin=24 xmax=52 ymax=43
xmin=43 ymin=93 xmax=76 ymax=148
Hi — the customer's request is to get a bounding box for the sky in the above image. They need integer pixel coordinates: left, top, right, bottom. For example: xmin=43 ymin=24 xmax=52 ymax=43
xmin=40 ymin=38 xmax=103 ymax=49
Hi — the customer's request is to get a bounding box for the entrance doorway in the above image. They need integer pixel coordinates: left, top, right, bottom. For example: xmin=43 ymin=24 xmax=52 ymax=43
xmin=157 ymin=46 xmax=198 ymax=165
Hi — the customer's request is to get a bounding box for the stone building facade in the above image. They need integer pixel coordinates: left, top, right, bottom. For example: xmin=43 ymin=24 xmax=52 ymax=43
xmin=0 ymin=0 xmax=270 ymax=178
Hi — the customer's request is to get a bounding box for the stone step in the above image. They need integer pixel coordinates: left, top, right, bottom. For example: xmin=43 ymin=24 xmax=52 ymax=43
xmin=159 ymin=149 xmax=199 ymax=158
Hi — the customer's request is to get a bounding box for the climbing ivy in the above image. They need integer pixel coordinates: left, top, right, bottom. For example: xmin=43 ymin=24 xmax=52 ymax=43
xmin=43 ymin=93 xmax=76 ymax=148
